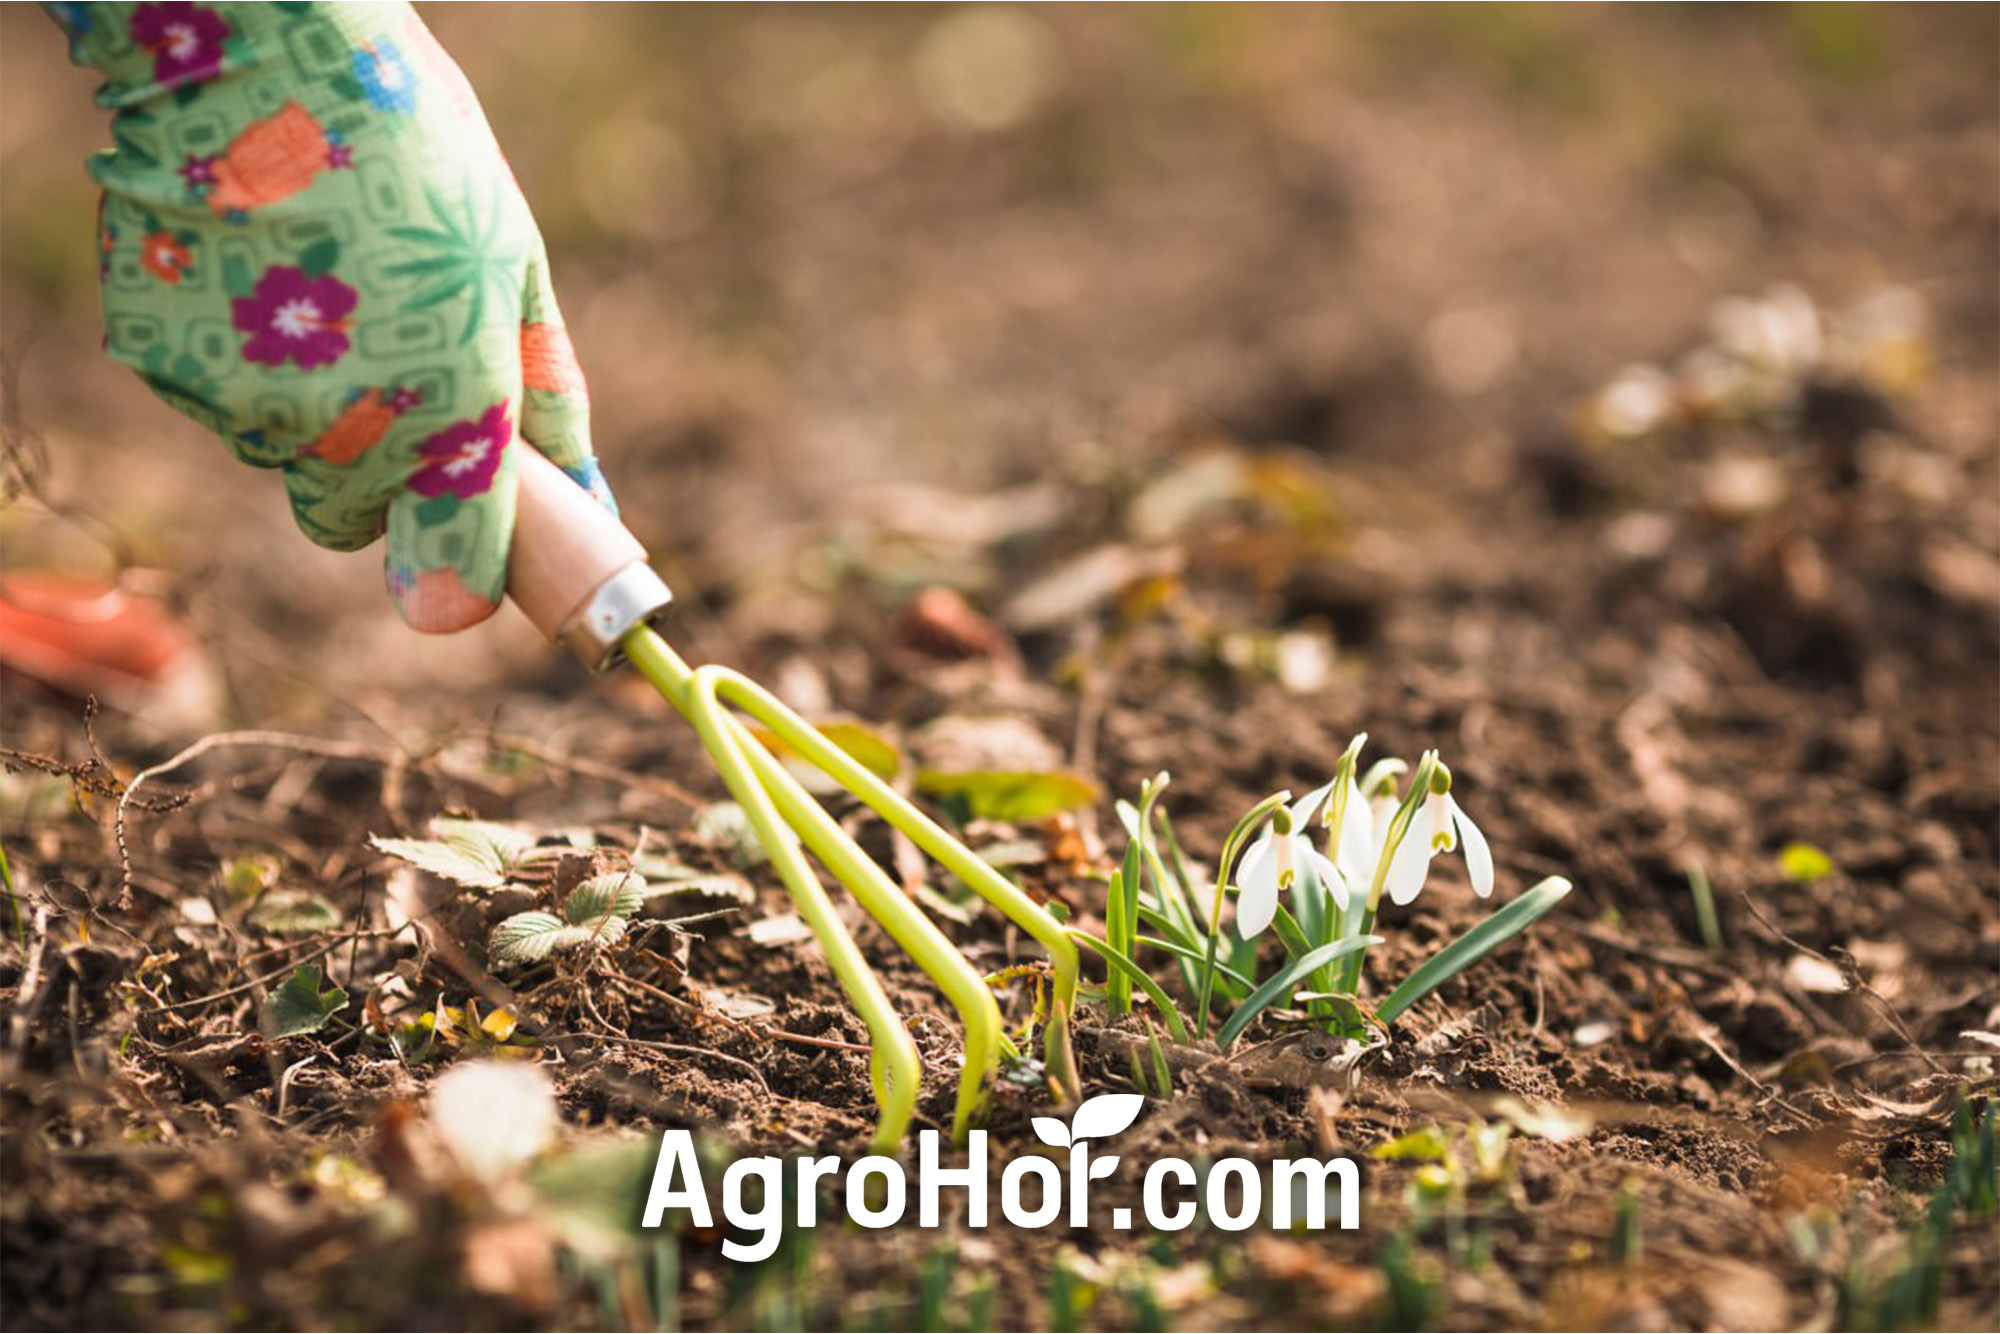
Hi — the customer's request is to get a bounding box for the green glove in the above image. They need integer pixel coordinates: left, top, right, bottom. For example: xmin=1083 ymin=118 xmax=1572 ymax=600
xmin=49 ymin=0 xmax=613 ymax=632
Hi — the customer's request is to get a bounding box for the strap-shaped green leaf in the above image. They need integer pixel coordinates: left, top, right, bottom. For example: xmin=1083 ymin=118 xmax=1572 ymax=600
xmin=1069 ymin=930 xmax=1190 ymax=1043
xmin=1135 ymin=934 xmax=1255 ymax=991
xmin=1376 ymin=876 xmax=1572 ymax=1024
xmin=1218 ymin=936 xmax=1380 ymax=1052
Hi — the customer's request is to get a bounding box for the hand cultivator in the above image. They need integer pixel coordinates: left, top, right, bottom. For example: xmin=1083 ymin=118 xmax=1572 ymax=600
xmin=507 ymin=450 xmax=1078 ymax=1152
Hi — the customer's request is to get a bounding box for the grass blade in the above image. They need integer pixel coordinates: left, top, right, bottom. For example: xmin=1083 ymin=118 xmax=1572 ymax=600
xmin=1376 ymin=876 xmax=1572 ymax=1025
xmin=1135 ymin=934 xmax=1256 ymax=991
xmin=1218 ymin=936 xmax=1380 ymax=1051
xmin=1069 ymin=931 xmax=1191 ymax=1042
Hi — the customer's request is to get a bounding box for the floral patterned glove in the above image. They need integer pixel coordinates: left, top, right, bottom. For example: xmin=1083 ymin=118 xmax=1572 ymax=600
xmin=47 ymin=0 xmax=613 ymax=632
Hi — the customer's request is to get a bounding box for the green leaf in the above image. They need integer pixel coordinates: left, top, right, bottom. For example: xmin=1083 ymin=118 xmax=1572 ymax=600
xmin=1777 ymin=842 xmax=1835 ymax=882
xmin=370 ymin=819 xmax=538 ymax=890
xmin=246 ymin=890 xmax=341 ymax=935
xmin=1067 ymin=931 xmax=1190 ymax=1043
xmin=222 ymin=254 xmax=257 ymax=299
xmin=328 ymin=72 xmax=366 ymax=101
xmin=1217 ymin=936 xmax=1381 ymax=1051
xmin=263 ymin=964 xmax=348 ymax=1038
xmin=1370 ymin=1125 xmax=1453 ymax=1162
xmin=1376 ymin=876 xmax=1573 ymax=1025
xmin=490 ymin=911 xmax=623 ymax=965
xmin=1135 ymin=934 xmax=1256 ymax=991
xmin=298 ymin=236 xmax=341 ymax=279
xmin=915 ymin=770 xmax=1099 ymax=822
xmin=562 ymin=872 xmax=646 ymax=927
xmin=1133 ymin=902 xmax=1201 ymax=951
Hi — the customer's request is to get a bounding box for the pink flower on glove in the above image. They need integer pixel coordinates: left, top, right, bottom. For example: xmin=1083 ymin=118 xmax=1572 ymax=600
xmin=129 ymin=2 xmax=230 ymax=88
xmin=408 ymin=403 xmax=510 ymax=500
xmin=232 ymin=266 xmax=356 ymax=369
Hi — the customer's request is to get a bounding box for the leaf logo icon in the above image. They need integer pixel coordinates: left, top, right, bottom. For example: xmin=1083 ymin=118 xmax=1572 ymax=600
xmin=1030 ymin=1093 xmax=1145 ymax=1149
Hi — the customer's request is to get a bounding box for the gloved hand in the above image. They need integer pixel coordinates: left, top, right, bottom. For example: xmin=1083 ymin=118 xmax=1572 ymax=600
xmin=48 ymin=0 xmax=612 ymax=632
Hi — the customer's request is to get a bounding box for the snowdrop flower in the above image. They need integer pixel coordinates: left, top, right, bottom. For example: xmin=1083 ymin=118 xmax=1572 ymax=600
xmin=1328 ymin=773 xmax=1402 ymax=904
xmin=1236 ymin=784 xmax=1347 ymax=939
xmin=1383 ymin=764 xmax=1493 ymax=906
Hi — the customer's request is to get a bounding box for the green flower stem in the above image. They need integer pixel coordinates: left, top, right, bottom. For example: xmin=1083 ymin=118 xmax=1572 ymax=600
xmin=1195 ymin=790 xmax=1290 ymax=1040
xmin=623 ymin=626 xmax=1077 ymax=1145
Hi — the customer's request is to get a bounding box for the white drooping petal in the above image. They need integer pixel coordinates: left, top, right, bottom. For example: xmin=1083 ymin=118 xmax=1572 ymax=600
xmin=1293 ymin=779 xmax=1337 ymax=831
xmin=1452 ymin=797 xmax=1494 ymax=898
xmin=1306 ymin=848 xmax=1349 ymax=909
xmin=1334 ymin=781 xmax=1377 ymax=892
xmin=1236 ymin=835 xmax=1281 ymax=939
xmin=1385 ymin=819 xmax=1435 ymax=905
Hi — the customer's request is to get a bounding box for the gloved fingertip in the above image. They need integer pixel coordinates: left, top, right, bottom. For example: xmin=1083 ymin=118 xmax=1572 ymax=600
xmin=388 ymin=562 xmax=503 ymax=634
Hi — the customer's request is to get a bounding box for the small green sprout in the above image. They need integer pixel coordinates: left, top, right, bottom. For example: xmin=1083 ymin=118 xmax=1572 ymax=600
xmin=1685 ymin=863 xmax=1723 ymax=952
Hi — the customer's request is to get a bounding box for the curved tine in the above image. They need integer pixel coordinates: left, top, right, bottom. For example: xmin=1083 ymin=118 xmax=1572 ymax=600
xmin=697 ymin=670 xmax=1002 ymax=1141
xmin=701 ymin=665 xmax=1081 ymax=1012
xmin=673 ymin=662 xmax=921 ymax=1151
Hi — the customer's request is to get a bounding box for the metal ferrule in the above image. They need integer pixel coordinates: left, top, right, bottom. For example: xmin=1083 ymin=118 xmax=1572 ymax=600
xmin=557 ymin=563 xmax=674 ymax=670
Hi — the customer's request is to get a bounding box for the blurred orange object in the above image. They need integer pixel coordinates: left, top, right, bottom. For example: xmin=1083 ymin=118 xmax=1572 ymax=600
xmin=0 ymin=573 xmax=214 ymax=722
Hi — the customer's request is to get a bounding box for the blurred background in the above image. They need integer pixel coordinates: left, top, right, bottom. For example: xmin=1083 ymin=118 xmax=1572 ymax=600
xmin=2 ymin=3 xmax=1995 ymax=733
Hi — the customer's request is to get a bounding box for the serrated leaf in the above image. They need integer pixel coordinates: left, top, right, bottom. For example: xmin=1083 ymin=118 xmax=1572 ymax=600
xmin=246 ymin=890 xmax=340 ymax=935
xmin=263 ymin=964 xmax=348 ymax=1038
xmin=1069 ymin=1092 xmax=1145 ymax=1141
xmin=490 ymin=911 xmax=627 ymax=965
xmin=371 ymin=818 xmax=538 ymax=889
xmin=562 ymin=872 xmax=646 ymax=927
xmin=1031 ymin=1116 xmax=1071 ymax=1148
xmin=915 ymin=769 xmax=1100 ymax=822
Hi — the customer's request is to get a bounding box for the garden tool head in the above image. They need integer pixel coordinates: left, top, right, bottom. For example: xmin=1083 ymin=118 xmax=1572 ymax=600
xmin=506 ymin=448 xmax=1079 ymax=1150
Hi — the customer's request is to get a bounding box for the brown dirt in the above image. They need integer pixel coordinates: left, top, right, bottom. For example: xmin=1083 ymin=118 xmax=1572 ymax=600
xmin=3 ymin=5 xmax=1997 ymax=1331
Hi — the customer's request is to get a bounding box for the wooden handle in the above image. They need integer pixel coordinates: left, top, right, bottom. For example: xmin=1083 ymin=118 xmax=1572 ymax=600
xmin=508 ymin=447 xmax=670 ymax=666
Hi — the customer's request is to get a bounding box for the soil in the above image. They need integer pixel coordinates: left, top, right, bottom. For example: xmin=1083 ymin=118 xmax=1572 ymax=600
xmin=2 ymin=6 xmax=1996 ymax=1331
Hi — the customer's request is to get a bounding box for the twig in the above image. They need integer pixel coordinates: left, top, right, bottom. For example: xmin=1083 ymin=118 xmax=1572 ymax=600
xmin=115 ymin=730 xmax=411 ymax=902
xmin=478 ymin=733 xmax=705 ymax=812
xmin=1735 ymin=888 xmax=1947 ymax=1075
xmin=2 ymin=903 xmax=51 ymax=1079
xmin=151 ymin=928 xmax=406 ymax=1013
xmin=1692 ymin=1024 xmax=1814 ymax=1125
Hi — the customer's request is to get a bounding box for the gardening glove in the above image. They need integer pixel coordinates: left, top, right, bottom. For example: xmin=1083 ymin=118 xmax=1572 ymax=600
xmin=48 ymin=0 xmax=613 ymax=632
